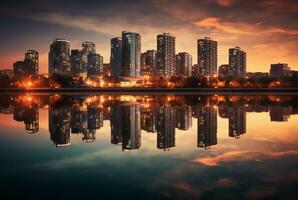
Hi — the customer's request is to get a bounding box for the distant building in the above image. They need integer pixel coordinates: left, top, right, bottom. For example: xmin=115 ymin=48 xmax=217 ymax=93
xmin=13 ymin=50 xmax=39 ymax=78
xmin=24 ymin=50 xmax=39 ymax=76
xmin=49 ymin=39 xmax=71 ymax=76
xmin=228 ymin=47 xmax=246 ymax=77
xmin=82 ymin=41 xmax=96 ymax=55
xmin=87 ymin=53 xmax=103 ymax=77
xmin=270 ymin=63 xmax=290 ymax=78
xmin=141 ymin=107 xmax=156 ymax=132
xmin=197 ymin=37 xmax=217 ymax=76
xmin=191 ymin=64 xmax=200 ymax=77
xmin=0 ymin=69 xmax=13 ymax=79
xmin=110 ymin=37 xmax=122 ymax=77
xmin=71 ymin=106 xmax=88 ymax=134
xmin=141 ymin=50 xmax=157 ymax=76
xmin=122 ymin=31 xmax=141 ymax=78
xmin=246 ymin=72 xmax=269 ymax=79
xmin=218 ymin=64 xmax=229 ymax=79
xmin=176 ymin=52 xmax=192 ymax=77
xmin=71 ymin=49 xmax=88 ymax=78
xmin=157 ymin=33 xmax=176 ymax=77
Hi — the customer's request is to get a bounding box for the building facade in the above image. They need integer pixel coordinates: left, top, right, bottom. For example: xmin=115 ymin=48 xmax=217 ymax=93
xmin=228 ymin=47 xmax=246 ymax=77
xmin=49 ymin=39 xmax=71 ymax=76
xmin=270 ymin=63 xmax=290 ymax=78
xmin=176 ymin=52 xmax=192 ymax=77
xmin=122 ymin=32 xmax=141 ymax=78
xmin=141 ymin=50 xmax=157 ymax=76
xmin=157 ymin=33 xmax=176 ymax=77
xmin=110 ymin=37 xmax=122 ymax=77
xmin=197 ymin=37 xmax=217 ymax=76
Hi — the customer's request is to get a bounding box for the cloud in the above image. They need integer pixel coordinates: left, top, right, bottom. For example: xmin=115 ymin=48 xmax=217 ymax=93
xmin=194 ymin=150 xmax=298 ymax=166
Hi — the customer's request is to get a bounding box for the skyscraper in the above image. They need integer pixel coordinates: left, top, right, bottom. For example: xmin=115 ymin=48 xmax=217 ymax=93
xmin=71 ymin=49 xmax=88 ymax=78
xmin=87 ymin=53 xmax=103 ymax=77
xmin=49 ymin=39 xmax=71 ymax=76
xmin=110 ymin=37 xmax=122 ymax=77
xmin=176 ymin=52 xmax=192 ymax=77
xmin=197 ymin=37 xmax=217 ymax=76
xmin=197 ymin=105 xmax=217 ymax=148
xmin=157 ymin=33 xmax=176 ymax=77
xmin=24 ymin=50 xmax=39 ymax=77
xmin=82 ymin=41 xmax=96 ymax=55
xmin=13 ymin=50 xmax=39 ymax=78
xmin=141 ymin=50 xmax=157 ymax=76
xmin=176 ymin=105 xmax=192 ymax=130
xmin=228 ymin=47 xmax=246 ymax=77
xmin=122 ymin=31 xmax=141 ymax=77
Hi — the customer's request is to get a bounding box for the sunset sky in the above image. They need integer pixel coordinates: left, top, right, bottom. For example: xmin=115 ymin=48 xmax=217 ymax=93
xmin=0 ymin=0 xmax=297 ymax=73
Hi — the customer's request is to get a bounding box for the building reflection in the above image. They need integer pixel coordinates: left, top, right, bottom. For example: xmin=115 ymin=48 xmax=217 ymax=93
xmin=157 ymin=106 xmax=176 ymax=150
xmin=49 ymin=107 xmax=71 ymax=147
xmin=197 ymin=105 xmax=217 ymax=148
xmin=1 ymin=94 xmax=298 ymax=150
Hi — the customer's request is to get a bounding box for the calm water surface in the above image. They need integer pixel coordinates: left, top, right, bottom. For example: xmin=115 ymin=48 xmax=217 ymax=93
xmin=0 ymin=94 xmax=297 ymax=200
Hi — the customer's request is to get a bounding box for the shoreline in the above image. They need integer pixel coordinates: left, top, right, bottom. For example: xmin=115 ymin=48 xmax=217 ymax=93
xmin=1 ymin=88 xmax=298 ymax=95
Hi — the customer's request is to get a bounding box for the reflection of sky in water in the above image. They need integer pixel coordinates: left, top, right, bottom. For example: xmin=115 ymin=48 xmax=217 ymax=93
xmin=0 ymin=95 xmax=297 ymax=199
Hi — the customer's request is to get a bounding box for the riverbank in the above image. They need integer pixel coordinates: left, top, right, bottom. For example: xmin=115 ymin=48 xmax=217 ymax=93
xmin=1 ymin=87 xmax=298 ymax=95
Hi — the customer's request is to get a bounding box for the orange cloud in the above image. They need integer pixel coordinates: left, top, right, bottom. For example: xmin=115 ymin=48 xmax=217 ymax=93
xmin=194 ymin=150 xmax=298 ymax=166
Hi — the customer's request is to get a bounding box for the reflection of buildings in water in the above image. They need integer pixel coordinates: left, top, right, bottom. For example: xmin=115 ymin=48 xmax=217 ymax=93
xmin=218 ymin=103 xmax=229 ymax=118
xmin=24 ymin=107 xmax=39 ymax=134
xmin=157 ymin=106 xmax=176 ymax=150
xmin=229 ymin=106 xmax=246 ymax=138
xmin=269 ymin=105 xmax=292 ymax=122
xmin=141 ymin=107 xmax=157 ymax=133
xmin=49 ymin=107 xmax=71 ymax=147
xmin=110 ymin=105 xmax=123 ymax=145
xmin=83 ymin=129 xmax=96 ymax=143
xmin=71 ymin=105 xmax=88 ymax=134
xmin=110 ymin=104 xmax=141 ymax=150
xmin=176 ymin=105 xmax=192 ymax=130
xmin=121 ymin=104 xmax=141 ymax=150
xmin=13 ymin=104 xmax=39 ymax=134
xmin=197 ymin=106 xmax=217 ymax=148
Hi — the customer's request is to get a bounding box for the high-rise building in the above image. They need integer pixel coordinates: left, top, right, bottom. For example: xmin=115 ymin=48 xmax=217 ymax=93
xmin=197 ymin=106 xmax=217 ymax=148
xmin=110 ymin=37 xmax=122 ymax=77
xmin=24 ymin=106 xmax=39 ymax=134
xmin=122 ymin=31 xmax=141 ymax=77
xmin=228 ymin=47 xmax=246 ymax=77
xmin=157 ymin=33 xmax=176 ymax=77
xmin=270 ymin=63 xmax=290 ymax=78
xmin=228 ymin=105 xmax=246 ymax=138
xmin=82 ymin=41 xmax=96 ymax=55
xmin=13 ymin=61 xmax=25 ymax=78
xmin=13 ymin=50 xmax=39 ymax=78
xmin=87 ymin=53 xmax=103 ymax=77
xmin=71 ymin=49 xmax=88 ymax=78
xmin=110 ymin=104 xmax=123 ymax=145
xmin=156 ymin=106 xmax=176 ymax=150
xmin=197 ymin=37 xmax=217 ymax=76
xmin=269 ymin=105 xmax=291 ymax=122
xmin=176 ymin=52 xmax=192 ymax=77
xmin=49 ymin=39 xmax=71 ymax=76
xmin=24 ymin=50 xmax=39 ymax=76
xmin=218 ymin=64 xmax=229 ymax=79
xmin=49 ymin=107 xmax=71 ymax=147
xmin=141 ymin=50 xmax=157 ymax=76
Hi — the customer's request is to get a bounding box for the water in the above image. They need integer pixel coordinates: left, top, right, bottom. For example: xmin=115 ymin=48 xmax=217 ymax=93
xmin=0 ymin=94 xmax=297 ymax=200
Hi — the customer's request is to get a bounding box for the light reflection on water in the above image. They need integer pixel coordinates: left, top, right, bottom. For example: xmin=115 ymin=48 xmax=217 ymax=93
xmin=0 ymin=94 xmax=297 ymax=200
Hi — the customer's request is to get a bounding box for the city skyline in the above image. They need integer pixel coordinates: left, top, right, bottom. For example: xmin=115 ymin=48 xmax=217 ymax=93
xmin=1 ymin=0 xmax=297 ymax=73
